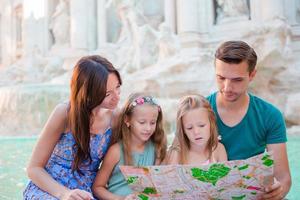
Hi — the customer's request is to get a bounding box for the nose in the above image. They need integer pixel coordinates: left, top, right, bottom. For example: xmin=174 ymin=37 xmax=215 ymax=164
xmin=223 ymin=79 xmax=232 ymax=92
xmin=145 ymin=123 xmax=152 ymax=132
xmin=193 ymin=127 xmax=201 ymax=136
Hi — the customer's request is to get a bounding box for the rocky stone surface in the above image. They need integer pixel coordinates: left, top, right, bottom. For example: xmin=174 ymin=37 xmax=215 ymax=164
xmin=0 ymin=0 xmax=299 ymax=135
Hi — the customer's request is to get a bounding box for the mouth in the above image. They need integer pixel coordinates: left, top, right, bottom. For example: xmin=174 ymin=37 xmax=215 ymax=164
xmin=141 ymin=132 xmax=151 ymax=135
xmin=110 ymin=102 xmax=119 ymax=107
xmin=195 ymin=137 xmax=203 ymax=140
xmin=223 ymin=92 xmax=234 ymax=96
xmin=223 ymin=93 xmax=237 ymax=99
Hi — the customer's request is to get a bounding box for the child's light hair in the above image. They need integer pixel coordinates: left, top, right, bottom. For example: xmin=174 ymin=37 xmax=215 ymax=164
xmin=112 ymin=92 xmax=167 ymax=165
xmin=176 ymin=94 xmax=219 ymax=164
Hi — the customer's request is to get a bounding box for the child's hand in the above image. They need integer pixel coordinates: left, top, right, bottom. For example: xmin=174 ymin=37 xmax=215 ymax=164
xmin=124 ymin=193 xmax=139 ymax=200
xmin=62 ymin=189 xmax=94 ymax=200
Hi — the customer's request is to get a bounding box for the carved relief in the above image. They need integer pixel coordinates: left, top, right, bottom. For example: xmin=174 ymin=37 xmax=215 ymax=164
xmin=214 ymin=0 xmax=250 ymax=24
xmin=106 ymin=0 xmax=160 ymax=72
xmin=49 ymin=0 xmax=70 ymax=46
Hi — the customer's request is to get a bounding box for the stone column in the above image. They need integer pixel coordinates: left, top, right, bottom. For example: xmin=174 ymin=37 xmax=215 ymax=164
xmin=70 ymin=0 xmax=86 ymax=50
xmin=97 ymin=0 xmax=107 ymax=48
xmin=176 ymin=0 xmax=200 ymax=34
xmin=250 ymin=0 xmax=262 ymax=21
xmin=284 ymin=0 xmax=298 ymax=25
xmin=176 ymin=0 xmax=201 ymax=55
xmin=22 ymin=1 xmax=33 ymax=58
xmin=87 ymin=0 xmax=97 ymax=51
xmin=70 ymin=0 xmax=97 ymax=51
xmin=0 ymin=13 xmax=2 ymax=65
xmin=0 ymin=1 xmax=14 ymax=66
xmin=198 ymin=0 xmax=210 ymax=34
xmin=41 ymin=0 xmax=52 ymax=55
xmin=260 ymin=0 xmax=284 ymax=21
xmin=23 ymin=0 xmax=50 ymax=56
xmin=164 ymin=0 xmax=176 ymax=33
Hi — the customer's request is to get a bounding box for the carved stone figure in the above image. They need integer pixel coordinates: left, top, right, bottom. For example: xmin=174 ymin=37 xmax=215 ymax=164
xmin=216 ymin=0 xmax=249 ymax=24
xmin=157 ymin=23 xmax=180 ymax=61
xmin=106 ymin=0 xmax=159 ymax=72
xmin=50 ymin=0 xmax=70 ymax=46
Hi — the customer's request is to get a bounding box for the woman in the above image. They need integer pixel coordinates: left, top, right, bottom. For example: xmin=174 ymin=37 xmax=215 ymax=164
xmin=23 ymin=55 xmax=122 ymax=199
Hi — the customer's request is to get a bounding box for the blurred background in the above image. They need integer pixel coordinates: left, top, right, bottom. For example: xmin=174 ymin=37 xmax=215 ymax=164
xmin=0 ymin=0 xmax=299 ymax=199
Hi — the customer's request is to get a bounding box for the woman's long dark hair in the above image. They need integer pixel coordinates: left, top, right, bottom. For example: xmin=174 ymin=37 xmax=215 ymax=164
xmin=68 ymin=55 xmax=121 ymax=173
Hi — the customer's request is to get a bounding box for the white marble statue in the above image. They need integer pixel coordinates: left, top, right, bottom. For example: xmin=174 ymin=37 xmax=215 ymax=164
xmin=50 ymin=0 xmax=70 ymax=46
xmin=106 ymin=0 xmax=159 ymax=72
xmin=216 ymin=0 xmax=249 ymax=24
xmin=157 ymin=23 xmax=180 ymax=61
xmin=1 ymin=0 xmax=300 ymax=137
xmin=107 ymin=0 xmax=146 ymax=44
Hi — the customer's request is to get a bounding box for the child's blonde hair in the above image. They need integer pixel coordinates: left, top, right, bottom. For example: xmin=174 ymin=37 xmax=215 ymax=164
xmin=176 ymin=94 xmax=219 ymax=164
xmin=112 ymin=92 xmax=167 ymax=165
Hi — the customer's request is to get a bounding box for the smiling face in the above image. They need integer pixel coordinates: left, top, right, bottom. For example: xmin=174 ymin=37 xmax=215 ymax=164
xmin=182 ymin=108 xmax=211 ymax=149
xmin=98 ymin=73 xmax=121 ymax=110
xmin=125 ymin=104 xmax=159 ymax=144
xmin=215 ymin=59 xmax=256 ymax=102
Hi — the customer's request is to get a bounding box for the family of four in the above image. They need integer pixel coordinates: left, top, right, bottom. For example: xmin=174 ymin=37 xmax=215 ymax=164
xmin=23 ymin=41 xmax=291 ymax=200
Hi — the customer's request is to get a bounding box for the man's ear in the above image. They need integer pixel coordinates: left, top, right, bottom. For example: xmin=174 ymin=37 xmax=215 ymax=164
xmin=249 ymin=69 xmax=257 ymax=81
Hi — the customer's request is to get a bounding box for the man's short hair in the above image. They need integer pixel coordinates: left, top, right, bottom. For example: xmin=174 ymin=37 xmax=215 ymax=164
xmin=215 ymin=41 xmax=257 ymax=73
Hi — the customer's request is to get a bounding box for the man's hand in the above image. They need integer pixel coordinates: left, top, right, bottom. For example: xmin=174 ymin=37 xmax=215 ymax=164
xmin=261 ymin=178 xmax=284 ymax=200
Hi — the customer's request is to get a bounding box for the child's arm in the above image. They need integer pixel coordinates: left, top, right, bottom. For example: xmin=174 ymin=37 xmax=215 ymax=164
xmin=92 ymin=143 xmax=123 ymax=200
xmin=154 ymin=147 xmax=166 ymax=165
xmin=155 ymin=158 xmax=162 ymax=165
xmin=26 ymin=103 xmax=93 ymax=199
xmin=214 ymin=142 xmax=228 ymax=162
xmin=162 ymin=147 xmax=180 ymax=164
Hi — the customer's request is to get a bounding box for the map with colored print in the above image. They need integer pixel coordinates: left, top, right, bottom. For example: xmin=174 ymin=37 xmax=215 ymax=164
xmin=120 ymin=152 xmax=274 ymax=200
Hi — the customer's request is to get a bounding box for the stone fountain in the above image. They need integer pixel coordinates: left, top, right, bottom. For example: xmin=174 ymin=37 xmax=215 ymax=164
xmin=0 ymin=0 xmax=300 ymax=136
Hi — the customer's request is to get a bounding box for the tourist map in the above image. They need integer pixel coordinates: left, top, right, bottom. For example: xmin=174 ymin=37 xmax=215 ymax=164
xmin=120 ymin=152 xmax=274 ymax=200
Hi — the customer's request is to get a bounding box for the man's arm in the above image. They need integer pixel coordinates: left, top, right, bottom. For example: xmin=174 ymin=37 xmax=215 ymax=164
xmin=263 ymin=143 xmax=291 ymax=200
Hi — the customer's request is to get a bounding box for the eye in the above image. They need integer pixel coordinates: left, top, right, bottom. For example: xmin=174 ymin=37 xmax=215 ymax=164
xmin=198 ymin=124 xmax=205 ymax=128
xmin=115 ymin=85 xmax=121 ymax=91
xmin=150 ymin=121 xmax=156 ymax=125
xmin=185 ymin=127 xmax=192 ymax=130
xmin=217 ymin=76 xmax=225 ymax=81
xmin=105 ymin=93 xmax=111 ymax=97
xmin=232 ymin=78 xmax=243 ymax=82
xmin=138 ymin=121 xmax=145 ymax=124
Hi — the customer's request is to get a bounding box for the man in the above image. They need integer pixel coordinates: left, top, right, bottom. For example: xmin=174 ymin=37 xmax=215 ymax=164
xmin=207 ymin=41 xmax=291 ymax=199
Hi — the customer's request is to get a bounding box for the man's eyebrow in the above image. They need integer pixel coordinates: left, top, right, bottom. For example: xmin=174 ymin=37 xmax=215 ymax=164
xmin=232 ymin=77 xmax=244 ymax=80
xmin=216 ymin=74 xmax=226 ymax=78
xmin=216 ymin=74 xmax=245 ymax=80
